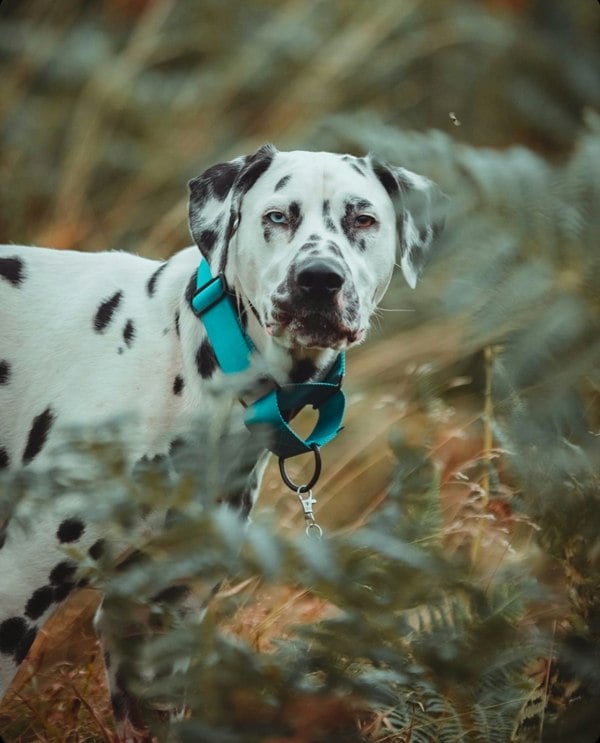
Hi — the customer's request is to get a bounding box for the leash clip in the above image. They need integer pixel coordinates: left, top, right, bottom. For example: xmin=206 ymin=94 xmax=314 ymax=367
xmin=278 ymin=445 xmax=324 ymax=538
xmin=297 ymin=489 xmax=323 ymax=539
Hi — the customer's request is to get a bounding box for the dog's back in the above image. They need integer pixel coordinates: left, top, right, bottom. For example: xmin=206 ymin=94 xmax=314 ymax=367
xmin=0 ymin=244 xmax=207 ymax=471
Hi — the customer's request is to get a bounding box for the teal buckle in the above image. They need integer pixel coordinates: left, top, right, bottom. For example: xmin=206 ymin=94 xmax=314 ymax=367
xmin=191 ymin=259 xmax=345 ymax=461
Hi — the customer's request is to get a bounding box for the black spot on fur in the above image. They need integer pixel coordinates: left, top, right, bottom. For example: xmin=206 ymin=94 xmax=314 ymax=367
xmin=263 ymin=225 xmax=273 ymax=243
xmin=170 ymin=437 xmax=185 ymax=453
xmin=56 ymin=518 xmax=85 ymax=544
xmin=188 ymin=177 xmax=209 ymax=210
xmin=227 ymin=466 xmax=260 ymax=521
xmin=200 ymin=229 xmax=217 ymax=253
xmin=25 ymin=586 xmax=55 ymax=620
xmin=355 ymin=198 xmax=375 ymax=212
xmin=53 ymin=581 xmax=76 ymax=602
xmin=189 ymin=161 xmax=243 ymax=249
xmin=22 ymin=407 xmax=55 ymax=464
xmin=289 ymin=358 xmax=317 ymax=383
xmin=175 ymin=310 xmax=180 ymax=337
xmin=173 ymin=374 xmax=185 ymax=395
xmin=0 ymin=528 xmax=6 ymax=550
xmin=202 ymin=161 xmax=242 ymax=201
xmin=322 ymin=200 xmax=337 ymax=233
xmin=237 ymin=148 xmax=274 ymax=195
xmin=342 ymin=155 xmax=367 ymax=177
xmin=325 ymin=241 xmax=343 ymax=259
xmin=49 ymin=560 xmax=77 ymax=586
xmin=0 ymin=448 xmax=9 ymax=470
xmin=88 ymin=539 xmax=106 ymax=560
xmin=14 ymin=625 xmax=37 ymax=664
xmin=151 ymin=584 xmax=191 ymax=604
xmin=185 ymin=272 xmax=197 ymax=306
xmin=288 ymin=201 xmax=303 ymax=240
xmin=94 ymin=291 xmax=123 ymax=332
xmin=0 ymin=360 xmax=10 ymax=384
xmin=196 ymin=337 xmax=217 ymax=379
xmin=0 ymin=256 xmax=25 ymax=286
xmin=274 ymin=175 xmax=291 ymax=191
xmin=341 ymin=202 xmax=357 ymax=246
xmin=308 ymin=233 xmax=321 ymax=242
xmin=49 ymin=563 xmax=77 ymax=600
xmin=123 ymin=319 xmax=135 ymax=347
xmin=217 ymin=209 xmax=240 ymax=274
xmin=147 ymin=263 xmax=167 ymax=296
xmin=0 ymin=616 xmax=27 ymax=656
xmin=372 ymin=162 xmax=399 ymax=197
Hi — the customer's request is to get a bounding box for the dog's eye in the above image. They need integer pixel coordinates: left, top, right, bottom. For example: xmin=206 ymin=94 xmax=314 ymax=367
xmin=355 ymin=214 xmax=376 ymax=228
xmin=266 ymin=211 xmax=288 ymax=225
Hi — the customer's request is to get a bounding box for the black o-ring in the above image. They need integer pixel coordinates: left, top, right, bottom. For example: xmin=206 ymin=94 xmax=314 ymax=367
xmin=278 ymin=444 xmax=321 ymax=493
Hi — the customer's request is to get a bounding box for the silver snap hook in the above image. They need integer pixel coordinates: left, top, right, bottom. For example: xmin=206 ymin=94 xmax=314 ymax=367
xmin=297 ymin=488 xmax=323 ymax=539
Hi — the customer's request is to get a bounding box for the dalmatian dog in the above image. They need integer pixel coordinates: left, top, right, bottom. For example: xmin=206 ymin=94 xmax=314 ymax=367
xmin=0 ymin=144 xmax=445 ymax=736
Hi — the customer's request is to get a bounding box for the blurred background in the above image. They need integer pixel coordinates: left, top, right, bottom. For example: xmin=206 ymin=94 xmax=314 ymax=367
xmin=1 ymin=0 xmax=597 ymax=252
xmin=1 ymin=1 xmax=599 ymax=740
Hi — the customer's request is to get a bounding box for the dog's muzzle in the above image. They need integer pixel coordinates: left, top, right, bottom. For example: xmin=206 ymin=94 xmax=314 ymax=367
xmin=267 ymin=257 xmax=364 ymax=350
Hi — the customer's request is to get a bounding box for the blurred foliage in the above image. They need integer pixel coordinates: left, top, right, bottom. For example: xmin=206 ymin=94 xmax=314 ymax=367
xmin=1 ymin=0 xmax=600 ymax=741
xmin=1 ymin=0 xmax=599 ymax=253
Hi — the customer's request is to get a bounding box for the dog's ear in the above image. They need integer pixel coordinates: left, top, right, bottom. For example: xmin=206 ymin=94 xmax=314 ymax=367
xmin=368 ymin=156 xmax=447 ymax=289
xmin=188 ymin=144 xmax=277 ymax=266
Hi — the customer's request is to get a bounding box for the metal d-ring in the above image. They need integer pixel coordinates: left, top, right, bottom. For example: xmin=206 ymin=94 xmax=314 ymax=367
xmin=278 ymin=444 xmax=321 ymax=493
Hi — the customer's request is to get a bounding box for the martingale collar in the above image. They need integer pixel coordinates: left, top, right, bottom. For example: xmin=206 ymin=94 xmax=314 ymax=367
xmin=190 ymin=259 xmax=346 ymax=462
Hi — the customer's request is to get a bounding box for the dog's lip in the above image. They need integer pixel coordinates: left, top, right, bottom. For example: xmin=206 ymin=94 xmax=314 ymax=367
xmin=265 ymin=317 xmax=365 ymax=350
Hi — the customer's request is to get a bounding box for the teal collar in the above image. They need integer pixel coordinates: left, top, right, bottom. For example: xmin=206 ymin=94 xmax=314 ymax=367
xmin=190 ymin=259 xmax=346 ymax=463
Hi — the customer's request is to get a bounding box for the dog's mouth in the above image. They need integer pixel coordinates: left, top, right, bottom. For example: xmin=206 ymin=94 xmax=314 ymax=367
xmin=265 ymin=308 xmax=365 ymax=351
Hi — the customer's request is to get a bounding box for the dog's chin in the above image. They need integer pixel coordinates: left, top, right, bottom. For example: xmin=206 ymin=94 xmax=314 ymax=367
xmin=266 ymin=318 xmax=365 ymax=352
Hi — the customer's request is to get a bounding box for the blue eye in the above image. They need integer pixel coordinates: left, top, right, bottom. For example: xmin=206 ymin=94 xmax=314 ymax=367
xmin=266 ymin=211 xmax=288 ymax=225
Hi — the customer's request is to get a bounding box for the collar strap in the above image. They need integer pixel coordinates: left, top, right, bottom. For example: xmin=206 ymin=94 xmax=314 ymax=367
xmin=191 ymin=259 xmax=345 ymax=460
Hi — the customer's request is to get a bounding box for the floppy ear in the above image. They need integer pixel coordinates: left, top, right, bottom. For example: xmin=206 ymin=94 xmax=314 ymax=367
xmin=188 ymin=144 xmax=277 ymax=270
xmin=368 ymin=156 xmax=447 ymax=289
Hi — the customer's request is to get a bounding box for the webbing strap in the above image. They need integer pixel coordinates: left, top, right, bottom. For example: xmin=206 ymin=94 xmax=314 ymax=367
xmin=191 ymin=259 xmax=255 ymax=373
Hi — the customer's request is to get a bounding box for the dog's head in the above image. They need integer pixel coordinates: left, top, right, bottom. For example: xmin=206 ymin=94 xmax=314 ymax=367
xmin=188 ymin=145 xmax=445 ymax=353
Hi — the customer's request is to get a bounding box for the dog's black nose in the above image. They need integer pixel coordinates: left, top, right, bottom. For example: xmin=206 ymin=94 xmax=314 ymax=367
xmin=296 ymin=259 xmax=345 ymax=297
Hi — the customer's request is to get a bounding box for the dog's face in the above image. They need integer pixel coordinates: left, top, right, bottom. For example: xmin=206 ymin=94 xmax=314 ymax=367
xmin=189 ymin=145 xmax=445 ymax=353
